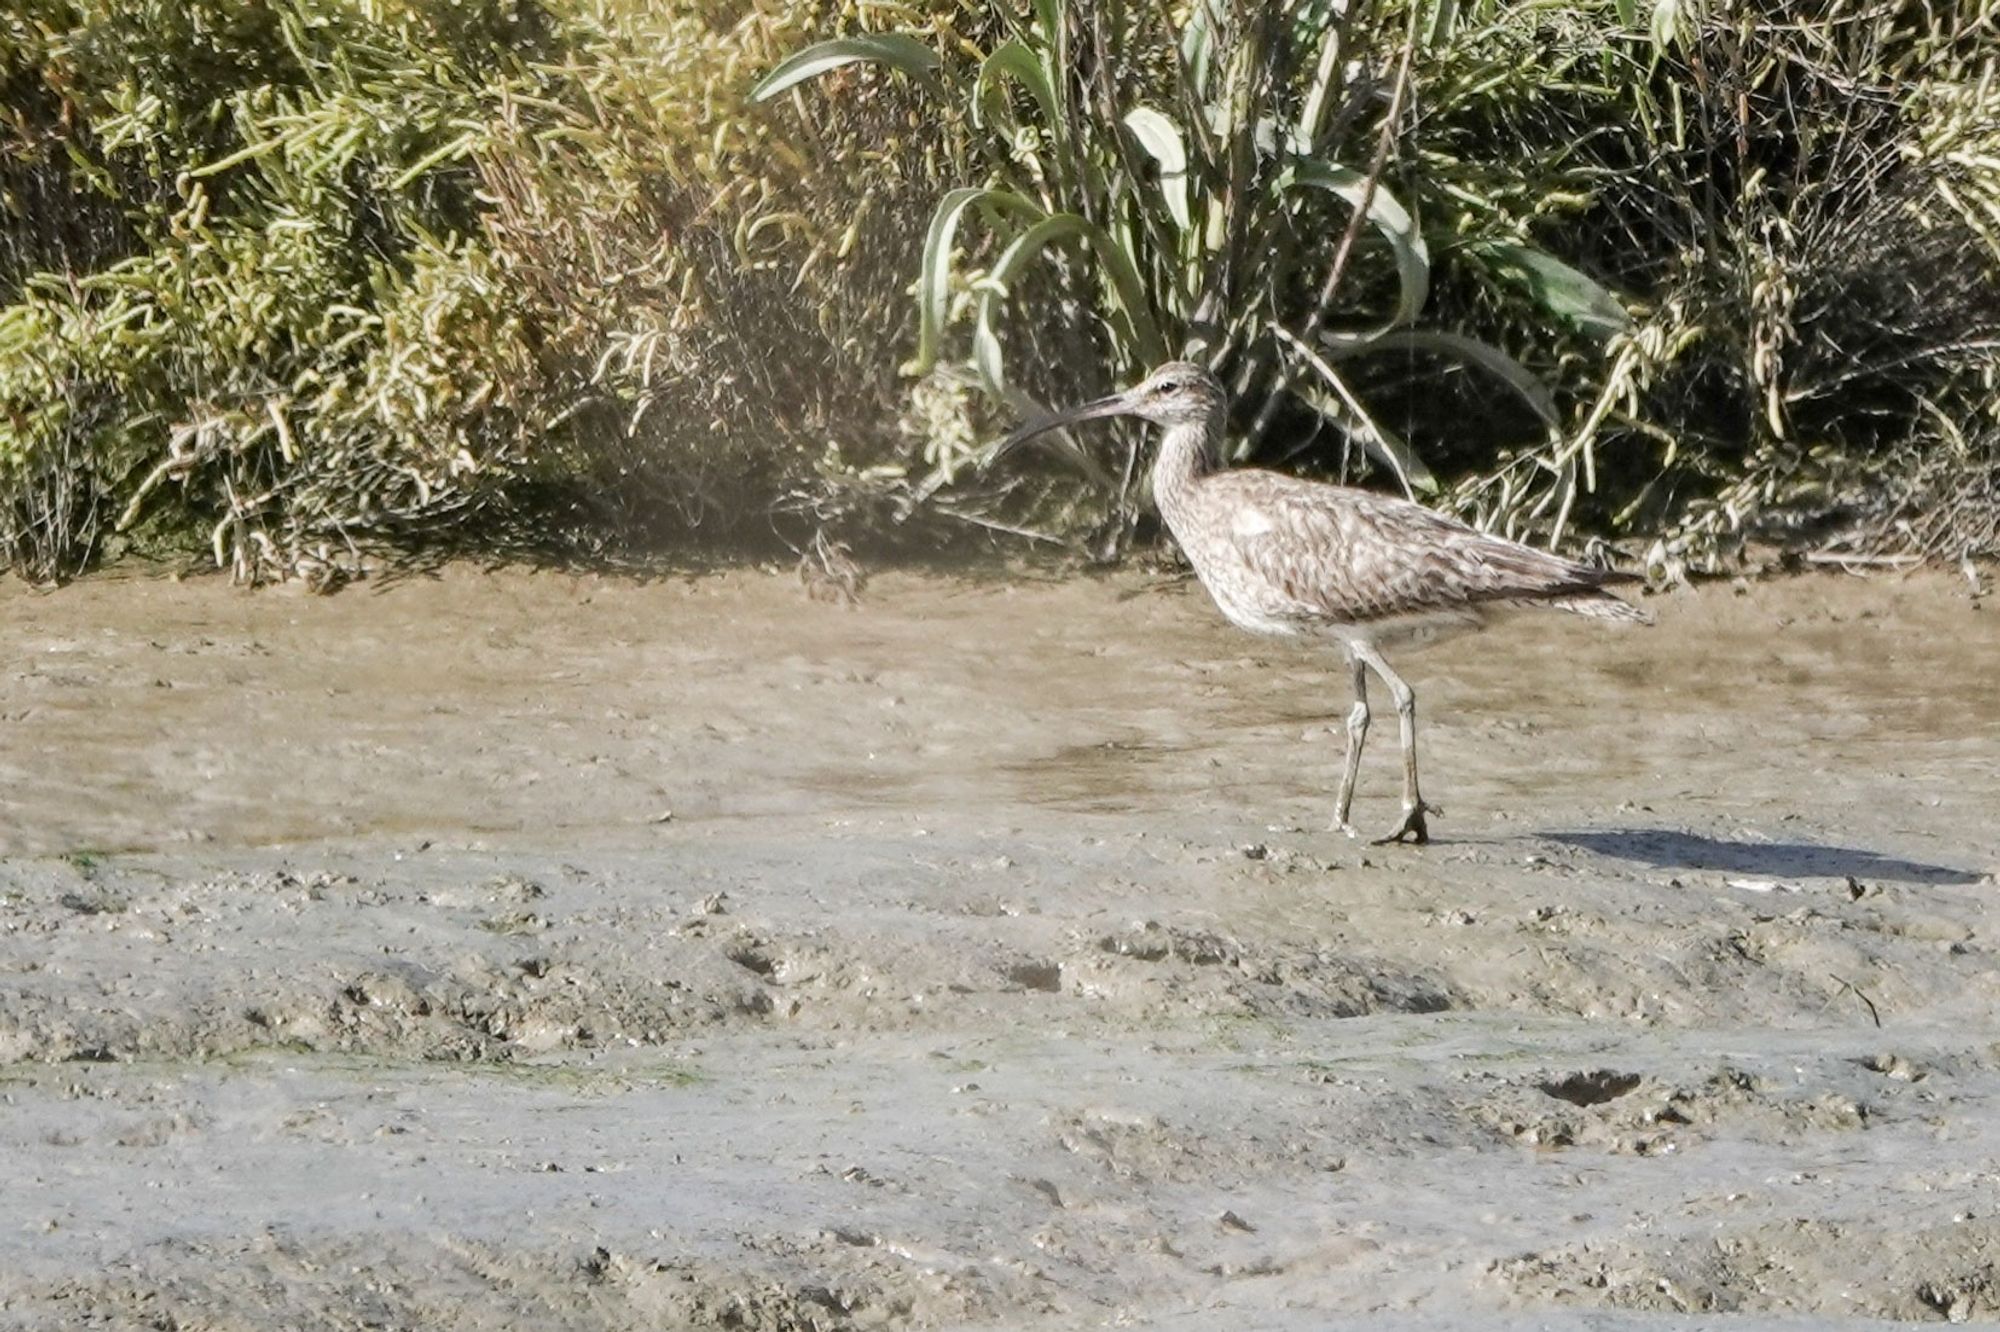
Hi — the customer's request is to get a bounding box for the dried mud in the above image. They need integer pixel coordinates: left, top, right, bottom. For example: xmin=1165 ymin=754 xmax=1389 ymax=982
xmin=1 ymin=566 xmax=1996 ymax=1329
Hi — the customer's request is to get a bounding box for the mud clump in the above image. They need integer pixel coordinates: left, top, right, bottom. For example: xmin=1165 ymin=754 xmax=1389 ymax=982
xmin=1478 ymin=1067 xmax=1870 ymax=1154
xmin=1501 ymin=1218 xmax=2000 ymax=1320
xmin=3 ymin=1235 xmax=1028 ymax=1332
xmin=1088 ymin=922 xmax=1458 ymax=1019
xmin=1098 ymin=923 xmax=1236 ymax=965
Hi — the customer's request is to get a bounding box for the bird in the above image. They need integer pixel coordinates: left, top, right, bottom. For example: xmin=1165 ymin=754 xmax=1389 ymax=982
xmin=993 ymin=360 xmax=1650 ymax=845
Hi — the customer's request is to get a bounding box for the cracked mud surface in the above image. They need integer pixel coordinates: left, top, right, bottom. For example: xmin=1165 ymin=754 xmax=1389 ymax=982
xmin=2 ymin=566 xmax=1996 ymax=1329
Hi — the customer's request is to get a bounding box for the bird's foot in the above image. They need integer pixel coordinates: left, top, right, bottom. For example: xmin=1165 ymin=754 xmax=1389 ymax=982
xmin=1371 ymin=801 xmax=1437 ymax=846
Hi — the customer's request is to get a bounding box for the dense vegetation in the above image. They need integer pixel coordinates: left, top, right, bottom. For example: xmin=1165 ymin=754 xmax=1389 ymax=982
xmin=1 ymin=0 xmax=1994 ymax=584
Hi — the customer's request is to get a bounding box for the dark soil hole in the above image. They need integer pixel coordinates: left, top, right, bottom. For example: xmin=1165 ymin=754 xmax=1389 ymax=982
xmin=726 ymin=943 xmax=777 ymax=978
xmin=1539 ymin=1069 xmax=1642 ymax=1106
xmin=1005 ymin=960 xmax=1063 ymax=993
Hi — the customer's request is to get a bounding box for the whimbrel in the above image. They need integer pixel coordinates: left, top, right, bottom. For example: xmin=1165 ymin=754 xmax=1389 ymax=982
xmin=995 ymin=361 xmax=1650 ymax=844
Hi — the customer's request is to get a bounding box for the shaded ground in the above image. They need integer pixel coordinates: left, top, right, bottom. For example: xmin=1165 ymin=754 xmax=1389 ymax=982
xmin=1 ymin=565 xmax=1996 ymax=1329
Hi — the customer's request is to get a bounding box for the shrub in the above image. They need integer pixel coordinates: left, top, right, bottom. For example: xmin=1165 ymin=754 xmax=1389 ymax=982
xmin=0 ymin=0 xmax=1993 ymax=583
xmin=0 ymin=0 xmax=952 ymax=582
xmin=759 ymin=0 xmax=2000 ymax=570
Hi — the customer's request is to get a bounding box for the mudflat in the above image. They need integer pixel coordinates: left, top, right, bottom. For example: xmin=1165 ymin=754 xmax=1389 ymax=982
xmin=1 ymin=565 xmax=1995 ymax=1329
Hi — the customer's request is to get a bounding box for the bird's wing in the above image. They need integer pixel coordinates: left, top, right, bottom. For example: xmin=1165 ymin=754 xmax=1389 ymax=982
xmin=1205 ymin=471 xmax=1619 ymax=625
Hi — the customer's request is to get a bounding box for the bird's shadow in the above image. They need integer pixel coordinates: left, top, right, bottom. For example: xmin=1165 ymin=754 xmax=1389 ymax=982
xmin=1547 ymin=828 xmax=1983 ymax=887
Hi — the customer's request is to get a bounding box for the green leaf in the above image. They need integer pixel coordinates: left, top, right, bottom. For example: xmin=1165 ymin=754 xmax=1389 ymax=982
xmin=1336 ymin=330 xmax=1561 ymax=429
xmin=1649 ymin=0 xmax=1686 ymax=52
xmin=1284 ymin=160 xmax=1431 ymax=342
xmin=1423 ymin=0 xmax=1461 ymax=47
xmin=749 ymin=34 xmax=940 ymax=103
xmin=386 ymin=129 xmax=479 ymax=191
xmin=1180 ymin=0 xmax=1219 ymax=93
xmin=913 ymin=187 xmax=1045 ymax=375
xmin=970 ymin=213 xmax=1164 ymax=392
xmin=973 ymin=215 xmax=1093 ymax=392
xmin=1297 ymin=6 xmax=1345 ymax=147
xmin=1122 ymin=106 xmax=1191 ymax=231
xmin=1470 ymin=241 xmax=1632 ymax=340
xmin=973 ymin=39 xmax=1058 ymax=129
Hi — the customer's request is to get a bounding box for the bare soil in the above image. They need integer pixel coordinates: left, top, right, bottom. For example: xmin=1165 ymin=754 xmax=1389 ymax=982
xmin=1 ymin=565 xmax=1996 ymax=1329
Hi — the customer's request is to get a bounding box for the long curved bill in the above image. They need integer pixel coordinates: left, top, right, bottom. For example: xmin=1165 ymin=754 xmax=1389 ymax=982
xmin=981 ymin=388 xmax=1138 ymax=472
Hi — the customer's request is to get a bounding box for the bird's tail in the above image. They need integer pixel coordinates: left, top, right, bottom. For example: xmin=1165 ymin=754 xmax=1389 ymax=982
xmin=1548 ymin=588 xmax=1653 ymax=624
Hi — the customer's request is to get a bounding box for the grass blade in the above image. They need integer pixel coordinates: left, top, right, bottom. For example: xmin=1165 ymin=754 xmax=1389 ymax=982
xmin=1336 ymin=329 xmax=1561 ymax=428
xmin=1470 ymin=241 xmax=1632 ymax=341
xmin=914 ymin=187 xmax=1044 ymax=375
xmin=749 ymin=34 xmax=940 ymax=103
xmin=972 ymin=213 xmax=1166 ymax=391
xmin=974 ymin=39 xmax=1059 ymax=128
xmin=1285 ymin=159 xmax=1431 ymax=340
xmin=1277 ymin=326 xmax=1437 ymax=496
xmin=1122 ymin=106 xmax=1192 ymax=230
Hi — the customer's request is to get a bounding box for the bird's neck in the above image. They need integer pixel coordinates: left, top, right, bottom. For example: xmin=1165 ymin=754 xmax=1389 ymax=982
xmin=1151 ymin=414 xmax=1220 ymax=524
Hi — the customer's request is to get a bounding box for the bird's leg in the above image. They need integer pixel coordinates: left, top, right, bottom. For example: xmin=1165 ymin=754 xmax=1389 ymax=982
xmin=1353 ymin=644 xmax=1436 ymax=845
xmin=1332 ymin=653 xmax=1370 ymax=838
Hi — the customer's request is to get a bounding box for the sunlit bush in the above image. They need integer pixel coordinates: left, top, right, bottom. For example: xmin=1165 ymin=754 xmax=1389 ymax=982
xmin=0 ymin=0 xmax=952 ymax=581
xmin=1 ymin=0 xmax=1994 ymax=582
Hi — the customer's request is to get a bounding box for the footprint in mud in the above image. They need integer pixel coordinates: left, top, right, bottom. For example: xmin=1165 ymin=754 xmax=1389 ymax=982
xmin=1050 ymin=1108 xmax=1205 ymax=1187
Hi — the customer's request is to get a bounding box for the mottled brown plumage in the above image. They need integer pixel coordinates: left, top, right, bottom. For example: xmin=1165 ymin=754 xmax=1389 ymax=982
xmin=997 ymin=360 xmax=1650 ymax=843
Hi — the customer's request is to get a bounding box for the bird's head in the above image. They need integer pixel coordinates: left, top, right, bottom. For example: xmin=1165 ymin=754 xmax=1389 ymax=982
xmin=986 ymin=361 xmax=1225 ymax=467
xmin=1117 ymin=360 xmax=1228 ymax=427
